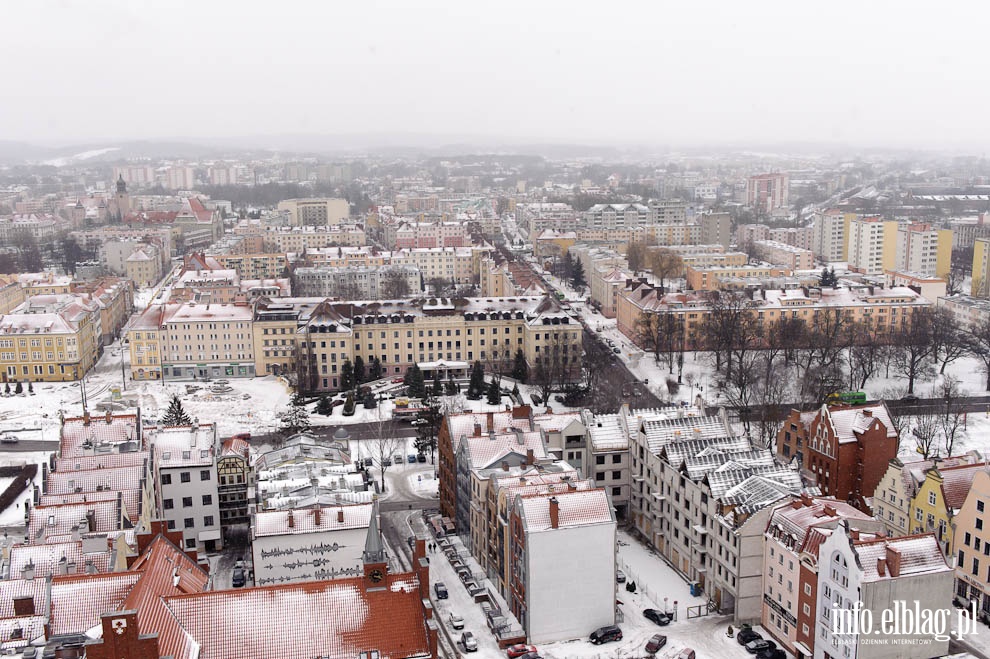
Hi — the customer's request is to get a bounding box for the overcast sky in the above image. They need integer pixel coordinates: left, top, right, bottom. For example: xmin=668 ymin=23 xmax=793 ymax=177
xmin=3 ymin=0 xmax=987 ymax=149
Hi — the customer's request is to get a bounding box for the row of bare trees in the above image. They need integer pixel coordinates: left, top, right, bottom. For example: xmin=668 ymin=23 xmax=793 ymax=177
xmin=636 ymin=291 xmax=990 ymax=449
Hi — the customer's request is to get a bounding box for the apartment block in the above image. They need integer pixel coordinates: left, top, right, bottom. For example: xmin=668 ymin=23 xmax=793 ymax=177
xmin=124 ymin=245 xmax=163 ymax=287
xmin=746 ymin=173 xmax=789 ymax=215
xmin=158 ymin=302 xmax=255 ymax=380
xmin=973 ymin=237 xmax=990 ymax=298
xmin=293 ymin=265 xmax=421 ymax=299
xmin=276 ymin=198 xmax=350 ymax=226
xmin=753 ymin=240 xmax=815 ymax=270
xmin=768 ymin=226 xmax=814 ymax=251
xmin=894 ymin=223 xmax=952 ymax=277
xmin=811 ymin=210 xmax=854 ymax=263
xmin=847 ymin=217 xmax=898 ymax=275
xmin=686 ymin=264 xmax=792 ymax=291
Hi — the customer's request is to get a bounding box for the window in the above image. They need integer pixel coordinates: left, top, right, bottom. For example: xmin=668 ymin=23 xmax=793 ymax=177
xmin=161 ymin=474 xmax=172 ymax=486
xmin=185 ymin=538 xmax=196 ymax=549
xmin=167 ymin=520 xmax=176 ymax=530
xmin=612 ymin=486 xmax=621 ymax=496
xmin=204 ymin=515 xmax=215 ymax=526
xmin=929 ymin=491 xmax=937 ymax=505
xmin=804 ymin=583 xmax=812 ymax=596
xmin=979 ymin=501 xmax=985 ymax=513
xmin=184 ymin=518 xmax=194 ymax=528
xmin=978 ymin=518 xmax=984 ymax=531
xmin=966 ymin=532 xmax=973 ymax=546
xmin=163 ymin=499 xmax=174 ymax=510
xmin=974 ymin=558 xmax=981 ymax=577
xmin=202 ymin=495 xmax=212 ymax=506
xmin=180 ymin=472 xmax=191 ymax=483
xmin=803 ymin=603 xmax=811 ymax=615
xmin=182 ymin=497 xmax=192 ymax=508
xmin=200 ymin=469 xmax=211 ymax=481
xmin=596 ymin=455 xmax=605 ymax=465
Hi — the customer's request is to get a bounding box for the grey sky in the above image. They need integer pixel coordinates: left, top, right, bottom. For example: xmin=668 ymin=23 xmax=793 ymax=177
xmin=3 ymin=0 xmax=988 ymax=149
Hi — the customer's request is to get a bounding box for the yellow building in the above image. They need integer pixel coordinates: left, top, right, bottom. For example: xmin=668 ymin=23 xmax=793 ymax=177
xmin=685 ymin=264 xmax=791 ymax=291
xmin=0 ymin=277 xmax=25 ymax=315
xmin=213 ymin=253 xmax=288 ymax=279
xmin=124 ymin=245 xmax=163 ymax=288
xmin=0 ymin=310 xmax=96 ymax=382
xmin=18 ymin=272 xmax=72 ymax=296
xmin=909 ymin=462 xmax=986 ymax=556
xmin=127 ymin=304 xmax=166 ymax=380
xmin=534 ymin=230 xmax=576 ymax=258
xmin=848 ymin=217 xmax=898 ymax=275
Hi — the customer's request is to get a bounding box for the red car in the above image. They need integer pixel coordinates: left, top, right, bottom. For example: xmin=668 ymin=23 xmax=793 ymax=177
xmin=391 ymin=377 xmax=404 ymax=384
xmin=506 ymin=645 xmax=538 ymax=658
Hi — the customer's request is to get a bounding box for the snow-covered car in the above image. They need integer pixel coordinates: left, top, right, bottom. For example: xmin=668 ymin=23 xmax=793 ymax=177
xmin=448 ymin=612 xmax=464 ymax=630
xmin=461 ymin=632 xmax=478 ymax=652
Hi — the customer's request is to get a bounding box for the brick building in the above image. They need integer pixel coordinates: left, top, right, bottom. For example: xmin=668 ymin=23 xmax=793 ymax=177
xmin=776 ymin=404 xmax=898 ymax=511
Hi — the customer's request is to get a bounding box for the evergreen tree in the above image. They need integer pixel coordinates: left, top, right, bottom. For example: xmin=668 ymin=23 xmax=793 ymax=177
xmin=277 ymin=402 xmax=310 ymax=435
xmin=431 ymin=370 xmax=443 ymax=396
xmin=290 ymin=392 xmax=306 ymax=407
xmin=363 ymin=393 xmax=377 ymax=409
xmin=342 ymin=392 xmax=356 ymax=416
xmin=27 ymin=381 xmax=33 ymax=394
xmin=570 ymin=258 xmax=586 ymax=291
xmin=404 ymin=364 xmax=426 ymax=398
xmin=315 ymin=395 xmax=333 ymax=416
xmin=340 ymin=359 xmax=354 ymax=391
xmin=818 ymin=266 xmax=838 ymax=288
xmin=486 ymin=377 xmax=501 ymax=405
xmin=3 ymin=382 xmax=9 ymax=395
xmin=445 ymin=371 xmax=458 ymax=395
xmin=511 ymin=348 xmax=529 ymax=383
xmin=353 ymin=355 xmax=366 ymax=384
xmin=466 ymin=361 xmax=485 ymax=400
xmin=14 ymin=382 xmax=22 ymax=395
xmin=161 ymin=393 xmax=192 ymax=426
xmin=368 ymin=356 xmax=383 ymax=381
xmin=512 ymin=383 xmax=520 ymax=399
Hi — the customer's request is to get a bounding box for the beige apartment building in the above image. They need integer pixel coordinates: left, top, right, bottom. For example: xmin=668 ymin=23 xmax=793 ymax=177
xmin=124 ymin=245 xmax=163 ymax=288
xmin=0 ymin=277 xmax=26 ymax=315
xmin=752 ymin=240 xmax=815 ymax=270
xmin=212 ymin=253 xmax=288 ymax=279
xmin=276 ymin=198 xmax=350 ymax=226
xmin=951 ymin=469 xmax=990 ymax=620
xmin=0 ymin=304 xmax=99 ymax=382
xmin=686 ymin=264 xmax=793 ymax=291
xmin=847 ymin=216 xmax=898 ymax=275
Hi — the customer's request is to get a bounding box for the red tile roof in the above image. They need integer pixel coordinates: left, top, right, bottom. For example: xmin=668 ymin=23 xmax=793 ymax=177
xmin=163 ymin=573 xmax=432 ymax=659
xmin=8 ymin=540 xmax=114 ymax=578
xmin=938 ymin=463 xmax=988 ymax=510
xmin=121 ymin=535 xmax=209 ymax=659
xmin=49 ymin=572 xmax=142 ymax=635
xmin=27 ymin=499 xmax=122 ymax=543
xmin=518 ymin=488 xmax=614 ymax=532
xmin=0 ymin=579 xmax=48 ymax=619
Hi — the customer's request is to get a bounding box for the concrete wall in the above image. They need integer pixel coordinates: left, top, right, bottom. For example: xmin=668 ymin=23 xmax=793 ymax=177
xmin=251 ymin=526 xmax=367 ymax=585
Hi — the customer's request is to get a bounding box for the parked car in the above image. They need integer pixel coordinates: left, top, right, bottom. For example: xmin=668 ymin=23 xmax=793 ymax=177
xmin=417 ymin=453 xmax=427 ymax=463
xmin=612 ymin=347 xmax=622 ymax=354
xmin=643 ymin=609 xmax=672 ymax=626
xmin=615 ymin=569 xmax=626 ymax=583
xmin=900 ymin=394 xmax=920 ymax=403
xmin=407 ymin=454 xmax=417 ymax=463
xmin=517 ymin=654 xmax=542 ymax=659
xmin=756 ymin=649 xmax=787 ymax=659
xmin=461 ymin=631 xmax=478 ymax=652
xmin=589 ymin=625 xmax=622 ymax=645
xmin=676 ymin=650 xmax=696 ymax=659
xmin=736 ymin=628 xmax=762 ymax=645
xmin=448 ymin=612 xmax=464 ymax=630
xmin=433 ymin=582 xmax=448 ymax=599
xmin=506 ymin=644 xmax=538 ymax=658
xmin=746 ymin=639 xmax=777 ymax=654
xmin=231 ymin=567 xmax=246 ymax=588
xmin=0 ymin=434 xmax=18 ymax=444
xmin=645 ymin=634 xmax=667 ymax=654
xmin=391 ymin=377 xmax=404 ymax=383
xmin=411 ymin=418 xmax=428 ymax=426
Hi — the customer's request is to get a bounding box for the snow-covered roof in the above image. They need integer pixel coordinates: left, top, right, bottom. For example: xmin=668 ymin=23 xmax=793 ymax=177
xmin=854 ymin=534 xmax=951 ymax=581
xmin=823 ymin=403 xmax=897 ymax=442
xmin=254 ymin=503 xmax=372 ymax=538
xmin=586 ymin=413 xmax=627 ymax=451
xmin=518 ymin=488 xmax=614 ymax=533
xmin=162 ymin=573 xmax=431 ymax=659
xmin=49 ymin=572 xmax=142 ymax=635
xmin=766 ymin=496 xmax=874 ymax=552
xmin=9 ymin=540 xmax=115 ymax=579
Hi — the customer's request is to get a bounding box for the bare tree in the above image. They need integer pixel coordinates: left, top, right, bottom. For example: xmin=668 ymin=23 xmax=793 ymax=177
xmin=847 ymin=323 xmax=885 ymax=390
xmin=700 ymin=291 xmax=756 ymax=378
xmin=892 ymin=309 xmax=935 ymax=395
xmin=649 ymin=249 xmax=683 ymax=295
xmin=936 ymin=375 xmax=967 ymax=457
xmin=366 ymin=416 xmax=404 ymax=493
xmin=626 ymin=241 xmax=648 ymax=273
xmin=930 ymin=307 xmax=969 ymax=375
xmin=912 ymin=411 xmax=941 ymax=460
xmin=381 ymin=268 xmax=412 ymax=298
xmin=966 ymin=314 xmax=990 ymax=392
xmin=880 ymin=385 xmax=910 ymax=454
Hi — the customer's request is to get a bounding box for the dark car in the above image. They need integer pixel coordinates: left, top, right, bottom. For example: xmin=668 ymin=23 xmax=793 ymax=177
xmin=746 ymin=639 xmax=777 ymax=654
xmin=231 ymin=567 xmax=246 ymax=588
xmin=756 ymin=649 xmax=787 ymax=659
xmin=645 ymin=634 xmax=667 ymax=653
xmin=589 ymin=625 xmax=622 ymax=645
xmin=643 ymin=609 xmax=672 ymax=626
xmin=417 ymin=453 xmax=427 ymax=463
xmin=737 ymin=628 xmax=762 ymax=645
xmin=433 ymin=582 xmax=448 ymax=599
xmin=900 ymin=394 xmax=920 ymax=403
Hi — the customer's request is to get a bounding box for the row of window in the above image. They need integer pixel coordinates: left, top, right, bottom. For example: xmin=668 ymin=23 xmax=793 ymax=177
xmin=163 ymin=494 xmax=213 ymax=508
xmin=161 ymin=469 xmax=212 ymax=485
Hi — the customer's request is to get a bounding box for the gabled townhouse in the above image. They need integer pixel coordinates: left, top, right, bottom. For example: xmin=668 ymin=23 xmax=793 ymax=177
xmin=950 ymin=469 xmax=990 ymax=622
xmin=909 ymin=461 xmax=987 ymax=555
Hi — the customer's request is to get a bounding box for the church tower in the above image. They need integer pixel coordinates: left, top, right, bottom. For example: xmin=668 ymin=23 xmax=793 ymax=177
xmin=362 ymin=498 xmax=388 ymax=584
xmin=114 ymin=174 xmax=131 ymax=216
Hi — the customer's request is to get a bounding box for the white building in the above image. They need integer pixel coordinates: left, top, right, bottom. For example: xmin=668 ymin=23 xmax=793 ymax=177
xmin=511 ymin=489 xmax=616 ymax=644
xmin=811 ymin=210 xmax=850 ymax=263
xmin=148 ymin=422 xmax=223 ymax=553
xmin=251 ymin=503 xmax=373 ymax=585
xmin=815 ymin=523 xmax=952 ymax=659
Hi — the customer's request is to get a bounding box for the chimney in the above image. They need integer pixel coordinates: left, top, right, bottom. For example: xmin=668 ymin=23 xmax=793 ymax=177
xmin=287 ymin=510 xmax=295 ymax=529
xmin=548 ymin=496 xmax=559 ymax=529
xmin=823 ymin=504 xmax=837 ymax=517
xmin=850 ymin=528 xmax=860 ymax=541
xmin=862 ymin=409 xmax=873 ymax=418
xmin=486 ymin=412 xmax=494 ymax=432
xmin=515 ymin=429 xmax=524 ymax=445
xmin=800 ymin=493 xmax=813 ymax=506
xmin=86 ymin=509 xmax=96 ymax=533
xmin=83 ymin=411 xmax=91 ymax=426
xmin=339 ymin=508 xmax=347 ymax=524
xmin=526 ymin=448 xmax=535 ymax=466
xmin=501 ymin=461 xmax=509 ymax=472
xmin=12 ymin=596 xmax=34 ymax=617
xmin=313 ymin=508 xmax=322 ymax=525
xmin=790 ymin=499 xmax=803 ymax=510
xmin=877 ymin=558 xmax=886 ymax=577
xmin=885 ymin=545 xmax=902 ymax=577
xmin=20 ymin=562 xmax=34 ymax=581
xmin=473 ymin=423 xmax=482 ymax=437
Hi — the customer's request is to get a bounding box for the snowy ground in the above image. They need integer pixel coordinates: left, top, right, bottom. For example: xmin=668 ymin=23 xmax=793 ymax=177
xmin=0 ymin=452 xmax=48 ymax=528
xmin=426 ymin=527 xmax=756 ymax=659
